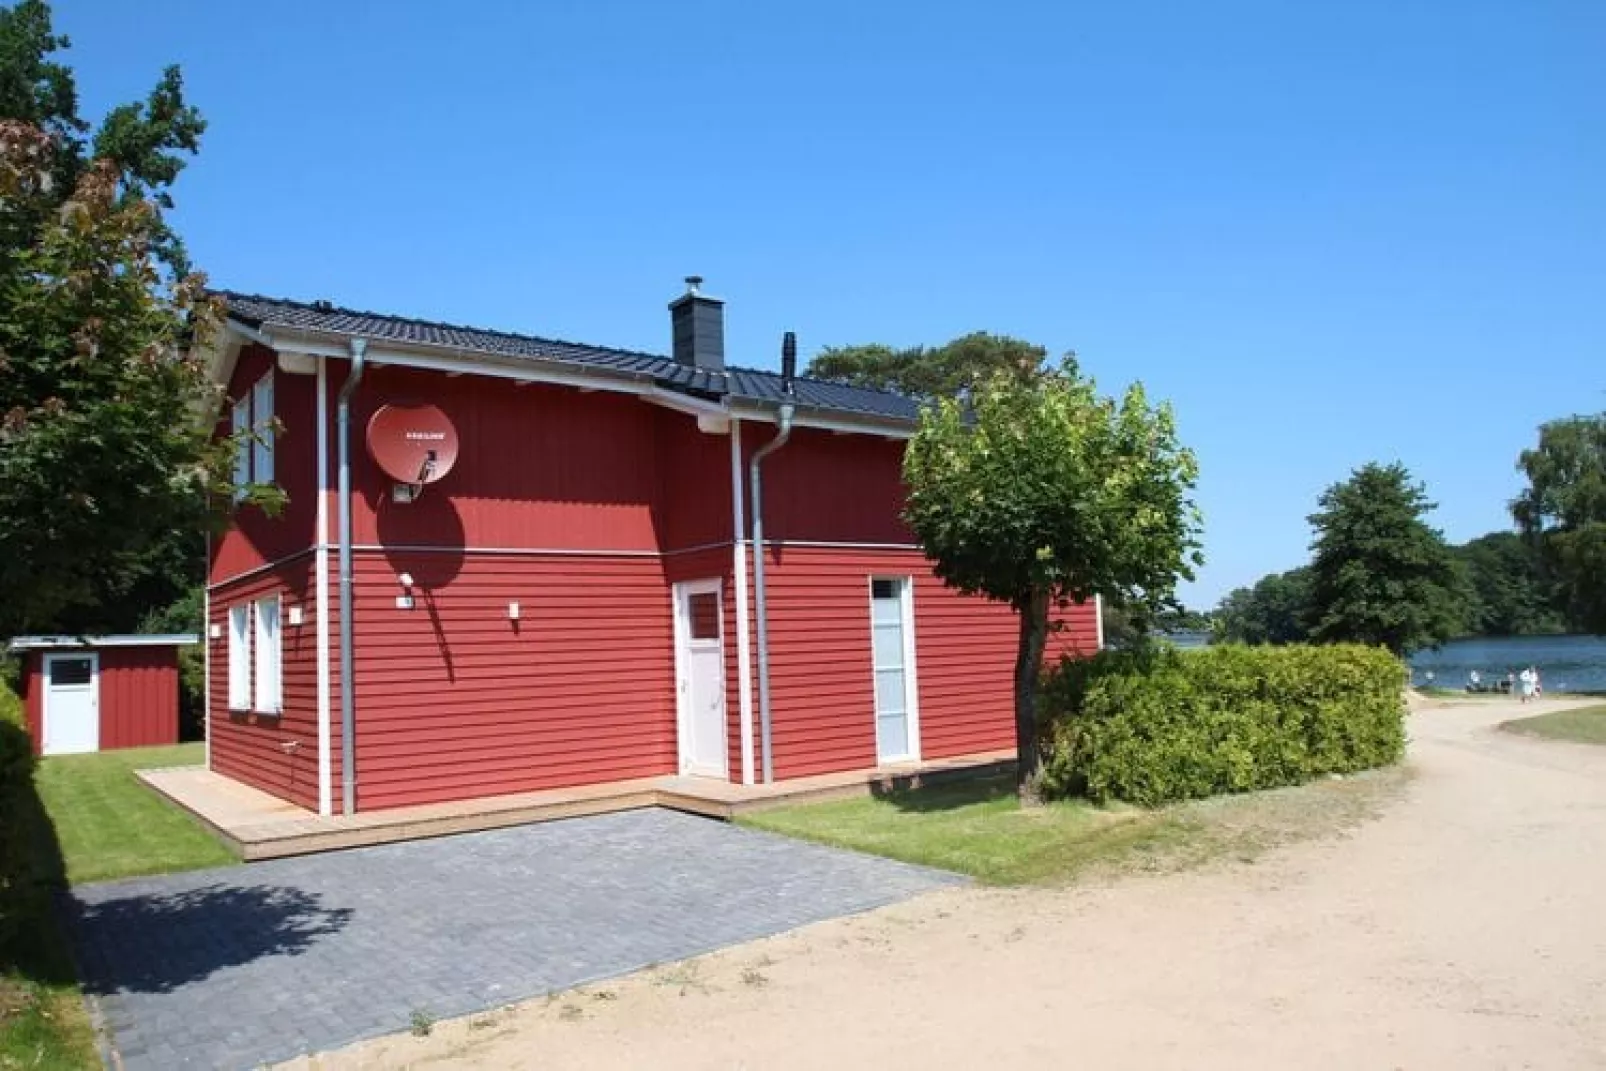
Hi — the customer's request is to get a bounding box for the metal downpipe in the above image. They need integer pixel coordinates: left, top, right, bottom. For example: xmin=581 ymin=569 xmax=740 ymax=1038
xmin=749 ymin=332 xmax=798 ymax=783
xmin=337 ymin=338 xmax=367 ymax=814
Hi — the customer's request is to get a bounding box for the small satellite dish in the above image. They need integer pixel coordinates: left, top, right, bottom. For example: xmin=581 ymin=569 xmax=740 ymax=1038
xmin=366 ymin=403 xmax=459 ymax=501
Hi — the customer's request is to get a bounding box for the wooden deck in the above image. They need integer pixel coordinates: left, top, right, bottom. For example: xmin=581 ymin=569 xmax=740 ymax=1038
xmin=139 ymin=750 xmax=1015 ymax=861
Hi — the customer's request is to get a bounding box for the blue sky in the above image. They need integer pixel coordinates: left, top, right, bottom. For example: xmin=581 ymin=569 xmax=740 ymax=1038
xmin=61 ymin=1 xmax=1604 ymax=605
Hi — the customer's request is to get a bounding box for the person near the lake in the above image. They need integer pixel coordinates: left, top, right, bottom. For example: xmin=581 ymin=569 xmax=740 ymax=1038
xmin=1534 ymin=666 xmax=1543 ymax=697
xmin=1519 ymin=665 xmax=1537 ymax=703
xmin=1506 ymin=670 xmax=1517 ymax=694
xmin=1469 ymin=669 xmax=1482 ymax=691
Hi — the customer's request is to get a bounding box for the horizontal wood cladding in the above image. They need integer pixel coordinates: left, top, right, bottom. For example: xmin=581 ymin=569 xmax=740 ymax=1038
xmin=210 ymin=344 xmax=321 ymax=583
xmin=751 ymin=428 xmax=913 ymax=545
xmin=756 ymin=547 xmax=1100 ymax=777
xmin=208 ymin=566 xmax=324 ymax=811
xmin=346 ymin=551 xmax=676 ymax=810
xmin=348 ymin=367 xmax=662 ymax=552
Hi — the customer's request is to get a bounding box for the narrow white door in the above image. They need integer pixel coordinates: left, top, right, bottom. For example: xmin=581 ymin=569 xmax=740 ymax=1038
xmin=871 ymin=578 xmax=919 ymax=763
xmin=674 ymin=580 xmax=729 ymax=778
xmin=43 ymin=654 xmax=99 ymax=756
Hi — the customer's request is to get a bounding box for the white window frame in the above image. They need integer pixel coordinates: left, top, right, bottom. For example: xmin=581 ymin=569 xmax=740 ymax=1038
xmin=230 ymin=371 xmax=276 ymax=496
xmin=251 ymin=372 xmax=275 ymax=486
xmin=868 ymin=575 xmax=922 ymax=763
xmin=228 ymin=603 xmax=252 ymax=711
xmin=231 ymin=397 xmax=251 ymax=501
xmin=254 ymin=595 xmax=283 ymax=715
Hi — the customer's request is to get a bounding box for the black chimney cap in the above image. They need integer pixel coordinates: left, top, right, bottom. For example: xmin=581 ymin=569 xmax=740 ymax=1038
xmin=781 ymin=332 xmax=797 ymax=396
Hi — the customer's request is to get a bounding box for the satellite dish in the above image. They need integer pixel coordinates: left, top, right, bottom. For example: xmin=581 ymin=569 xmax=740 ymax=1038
xmin=366 ymin=403 xmax=459 ymax=497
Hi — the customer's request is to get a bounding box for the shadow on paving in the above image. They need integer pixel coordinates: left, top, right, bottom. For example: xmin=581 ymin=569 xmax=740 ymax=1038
xmin=70 ymin=883 xmax=352 ymax=994
xmin=62 ymin=809 xmax=961 ymax=1070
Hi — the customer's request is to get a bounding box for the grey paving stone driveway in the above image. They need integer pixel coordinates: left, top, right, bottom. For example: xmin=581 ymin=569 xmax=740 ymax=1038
xmin=66 ymin=808 xmax=960 ymax=1070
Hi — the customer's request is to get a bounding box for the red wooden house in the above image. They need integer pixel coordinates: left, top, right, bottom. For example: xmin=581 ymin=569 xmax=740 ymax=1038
xmin=201 ymin=281 xmax=1100 ymax=815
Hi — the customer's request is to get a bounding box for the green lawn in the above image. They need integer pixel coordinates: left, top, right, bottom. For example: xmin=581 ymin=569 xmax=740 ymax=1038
xmin=743 ymin=775 xmax=1188 ymax=885
xmin=1501 ymin=704 xmax=1606 ymax=746
xmin=2 ymin=726 xmax=235 ymax=1071
xmin=35 ymin=743 xmax=235 ymax=884
xmin=741 ymin=767 xmax=1409 ymax=886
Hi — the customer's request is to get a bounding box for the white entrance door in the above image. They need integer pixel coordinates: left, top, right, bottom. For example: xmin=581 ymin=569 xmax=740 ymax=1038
xmin=43 ymin=653 xmax=99 ymax=756
xmin=871 ymin=577 xmax=920 ymax=763
xmin=674 ymin=579 xmax=728 ymax=778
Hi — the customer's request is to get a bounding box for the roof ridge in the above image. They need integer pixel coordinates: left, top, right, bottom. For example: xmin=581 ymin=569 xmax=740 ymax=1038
xmin=214 ymin=289 xmax=917 ymax=407
xmin=214 ymin=289 xmax=683 ymax=369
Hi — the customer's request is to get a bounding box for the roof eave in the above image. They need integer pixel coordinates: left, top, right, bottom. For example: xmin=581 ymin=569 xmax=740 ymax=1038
xmin=727 ymin=399 xmax=917 ymax=439
xmin=223 ymin=317 xmax=665 ymax=398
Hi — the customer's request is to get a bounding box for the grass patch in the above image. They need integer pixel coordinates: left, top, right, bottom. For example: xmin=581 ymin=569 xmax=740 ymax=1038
xmin=1501 ymin=704 xmax=1606 ymax=746
xmin=35 ymin=743 xmax=234 ymax=885
xmin=741 ymin=768 xmax=1409 ymax=886
xmin=3 ymin=729 xmax=235 ymax=1070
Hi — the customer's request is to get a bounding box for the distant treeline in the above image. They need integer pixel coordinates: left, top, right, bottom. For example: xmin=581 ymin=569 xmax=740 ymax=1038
xmin=1214 ymin=530 xmax=1568 ymax=645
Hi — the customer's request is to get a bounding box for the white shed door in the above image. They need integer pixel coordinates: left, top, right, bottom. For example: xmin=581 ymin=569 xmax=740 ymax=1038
xmin=43 ymin=654 xmax=99 ymax=755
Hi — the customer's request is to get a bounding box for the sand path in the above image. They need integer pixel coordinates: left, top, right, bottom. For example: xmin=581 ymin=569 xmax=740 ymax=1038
xmin=292 ymin=696 xmax=1606 ymax=1070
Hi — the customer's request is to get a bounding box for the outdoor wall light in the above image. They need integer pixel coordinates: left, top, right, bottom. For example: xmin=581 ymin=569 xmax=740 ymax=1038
xmin=288 ymin=606 xmax=304 ymax=627
xmin=508 ymin=601 xmax=520 ymax=621
xmin=396 ymin=572 xmax=416 ymax=611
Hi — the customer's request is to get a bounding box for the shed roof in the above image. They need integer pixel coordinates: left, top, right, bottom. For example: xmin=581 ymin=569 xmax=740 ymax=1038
xmin=219 ymin=292 xmax=925 ymax=426
xmin=7 ymin=634 xmax=199 ymax=652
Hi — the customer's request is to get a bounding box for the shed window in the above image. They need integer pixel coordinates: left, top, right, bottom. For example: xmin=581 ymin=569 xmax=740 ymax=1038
xmin=688 ymin=592 xmax=720 ymax=640
xmin=254 ymin=596 xmax=282 ymax=714
xmin=228 ymin=604 xmax=252 ymax=710
xmin=49 ymin=657 xmax=93 ymax=686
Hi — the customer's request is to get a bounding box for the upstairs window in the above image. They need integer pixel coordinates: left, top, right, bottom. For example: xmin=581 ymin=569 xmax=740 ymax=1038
xmin=231 ymin=371 xmax=276 ymax=497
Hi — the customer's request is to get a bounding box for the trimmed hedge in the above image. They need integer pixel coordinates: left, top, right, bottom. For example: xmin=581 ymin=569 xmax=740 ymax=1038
xmin=1041 ymin=643 xmax=1407 ymax=806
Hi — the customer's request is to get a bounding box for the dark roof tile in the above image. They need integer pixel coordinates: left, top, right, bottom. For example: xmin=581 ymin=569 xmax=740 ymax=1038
xmin=218 ymin=291 xmax=921 ymax=425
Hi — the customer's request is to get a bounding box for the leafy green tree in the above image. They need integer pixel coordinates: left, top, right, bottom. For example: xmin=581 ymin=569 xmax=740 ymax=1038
xmin=1305 ymin=463 xmax=1465 ymax=655
xmin=1214 ymin=566 xmax=1313 ymax=645
xmin=0 ymin=1 xmax=223 ymax=637
xmin=903 ymin=359 xmax=1202 ymax=800
xmin=1512 ymin=414 xmax=1606 ymax=634
xmin=807 ymin=332 xmax=1046 ymax=397
xmin=1453 ymin=531 xmax=1564 ymax=636
xmin=0 ymin=0 xmax=204 ymax=275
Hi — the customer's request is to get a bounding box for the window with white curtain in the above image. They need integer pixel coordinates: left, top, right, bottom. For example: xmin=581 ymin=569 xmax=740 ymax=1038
xmin=254 ymin=595 xmax=282 ymax=714
xmin=228 ymin=603 xmax=252 ymax=710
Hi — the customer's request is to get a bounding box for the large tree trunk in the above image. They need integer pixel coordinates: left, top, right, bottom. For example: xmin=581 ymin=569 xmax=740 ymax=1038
xmin=1013 ymin=588 xmax=1051 ymax=806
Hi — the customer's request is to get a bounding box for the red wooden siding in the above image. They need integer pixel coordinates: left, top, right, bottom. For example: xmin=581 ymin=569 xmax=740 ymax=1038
xmin=96 ymin=647 xmax=181 ymax=750
xmin=754 ymin=428 xmax=912 ymax=544
xmin=345 ymin=550 xmax=675 ymax=810
xmin=210 ymin=344 xmax=320 ymax=584
xmin=203 ymin=353 xmax=1104 ymax=811
xmin=207 ymin=566 xmax=323 ymax=810
xmin=21 ymin=663 xmax=39 ymax=750
xmin=20 ymin=645 xmax=183 ymax=755
xmin=754 ymin=546 xmax=1101 ymax=778
xmin=347 ymin=366 xmax=661 ymax=552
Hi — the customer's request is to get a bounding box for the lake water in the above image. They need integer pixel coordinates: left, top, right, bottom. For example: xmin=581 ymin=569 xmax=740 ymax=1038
xmin=1409 ymin=635 xmax=1606 ymax=694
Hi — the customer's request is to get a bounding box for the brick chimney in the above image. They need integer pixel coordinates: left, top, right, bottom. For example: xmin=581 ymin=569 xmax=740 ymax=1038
xmin=669 ymin=275 xmax=724 ymax=371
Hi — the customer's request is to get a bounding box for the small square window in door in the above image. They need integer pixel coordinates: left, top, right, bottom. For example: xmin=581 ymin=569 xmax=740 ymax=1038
xmin=50 ymin=658 xmax=93 ymax=686
xmin=689 ymin=592 xmax=720 ymax=639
